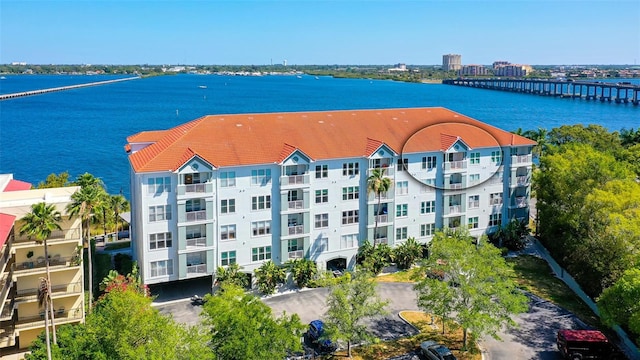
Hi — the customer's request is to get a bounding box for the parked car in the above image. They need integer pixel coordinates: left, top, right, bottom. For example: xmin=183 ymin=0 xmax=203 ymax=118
xmin=420 ymin=341 xmax=457 ymax=360
xmin=306 ymin=320 xmax=336 ymax=353
xmin=557 ymin=329 xmax=625 ymax=359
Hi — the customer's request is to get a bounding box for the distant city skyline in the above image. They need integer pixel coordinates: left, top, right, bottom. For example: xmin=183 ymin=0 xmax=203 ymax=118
xmin=1 ymin=1 xmax=639 ymax=66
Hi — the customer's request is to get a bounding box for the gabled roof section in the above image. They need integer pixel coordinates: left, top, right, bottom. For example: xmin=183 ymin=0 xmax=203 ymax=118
xmin=127 ymin=108 xmax=537 ymax=173
xmin=0 ymin=213 xmax=16 ymax=248
xmin=444 ymin=136 xmax=472 ymax=152
xmin=176 ymin=153 xmax=216 ymax=172
xmin=3 ymin=179 xmax=32 ymax=192
xmin=440 ymin=134 xmax=459 ymax=151
xmin=278 ymin=144 xmax=313 ymax=164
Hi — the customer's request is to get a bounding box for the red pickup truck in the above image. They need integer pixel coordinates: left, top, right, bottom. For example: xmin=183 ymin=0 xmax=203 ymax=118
xmin=557 ymin=329 xmax=625 ymax=360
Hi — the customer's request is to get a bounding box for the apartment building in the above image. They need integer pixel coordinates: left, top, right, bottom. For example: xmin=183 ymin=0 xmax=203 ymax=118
xmin=126 ymin=108 xmax=535 ymax=285
xmin=0 ymin=175 xmax=84 ymax=352
xmin=495 ymin=64 xmax=533 ymax=77
xmin=442 ymin=54 xmax=462 ymax=71
xmin=459 ymin=65 xmax=489 ymax=76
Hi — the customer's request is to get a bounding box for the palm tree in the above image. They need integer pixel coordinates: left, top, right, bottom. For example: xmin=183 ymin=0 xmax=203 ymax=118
xmin=110 ymin=194 xmax=130 ymax=234
xmin=20 ymin=202 xmax=62 ymax=346
xmin=37 ymin=277 xmax=52 ymax=360
xmin=67 ymin=175 xmax=106 ymax=312
xmin=367 ymin=168 xmax=391 ymax=247
xmin=523 ymin=127 xmax=548 ymax=159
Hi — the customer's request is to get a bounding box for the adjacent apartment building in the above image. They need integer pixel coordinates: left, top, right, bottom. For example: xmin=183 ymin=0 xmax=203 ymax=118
xmin=442 ymin=54 xmax=462 ymax=71
xmin=0 ymin=175 xmax=84 ymax=353
xmin=126 ymin=107 xmax=535 ymax=285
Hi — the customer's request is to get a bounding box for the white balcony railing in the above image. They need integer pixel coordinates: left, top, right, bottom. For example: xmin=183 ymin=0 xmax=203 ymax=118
xmin=512 ymin=154 xmax=532 ymax=164
xmin=185 ymin=210 xmax=207 ymax=222
xmin=288 ymin=250 xmax=304 ymax=259
xmin=186 ymin=237 xmax=207 ymax=247
xmin=184 ymin=183 xmax=207 ymax=193
xmin=449 ymin=205 xmax=462 ymax=214
xmin=448 ymin=182 xmax=463 ymax=190
xmin=288 ymin=225 xmax=304 ymax=235
xmin=187 ymin=264 xmax=208 ymax=274
xmin=374 ymin=237 xmax=388 ymax=245
xmin=375 ymin=214 xmax=388 ymax=223
xmin=280 ymin=174 xmax=310 ymax=186
xmin=288 ymin=200 xmax=304 ymax=210
xmin=444 ymin=161 xmax=467 ymax=170
xmin=516 ymin=176 xmax=529 ymax=186
xmin=367 ymin=167 xmax=394 ymax=177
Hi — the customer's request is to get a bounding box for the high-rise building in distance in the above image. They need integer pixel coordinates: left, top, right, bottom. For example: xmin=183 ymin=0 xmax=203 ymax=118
xmin=442 ymin=54 xmax=462 ymax=71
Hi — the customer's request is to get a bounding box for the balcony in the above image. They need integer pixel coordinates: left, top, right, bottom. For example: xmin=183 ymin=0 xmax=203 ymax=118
xmin=177 ymin=182 xmax=214 ymax=196
xmin=374 ymin=237 xmax=389 ymax=245
xmin=514 ymin=196 xmax=528 ymax=208
xmin=0 ymin=322 xmax=15 ymax=348
xmin=186 ymin=236 xmax=207 ymax=248
xmin=511 ymin=154 xmax=532 ymax=165
xmin=13 ymin=227 xmax=81 ymax=246
xmin=186 ymin=264 xmax=208 ymax=275
xmin=16 ymin=280 xmax=82 ymax=300
xmin=375 ymin=214 xmax=389 ymax=224
xmin=288 ymin=200 xmax=304 ymax=210
xmin=367 ymin=167 xmax=394 ymax=177
xmin=0 ymin=269 xmax=13 ymax=308
xmin=185 ymin=210 xmax=207 ymax=222
xmin=367 ymin=191 xmax=392 ymax=203
xmin=444 ymin=161 xmax=467 ymax=171
xmin=447 ymin=182 xmax=463 ymax=190
xmin=288 ymin=250 xmax=304 ymax=260
xmin=15 ymin=306 xmax=83 ymax=330
xmin=516 ymin=175 xmax=530 ymax=186
xmin=280 ymin=174 xmax=310 ymax=187
xmin=449 ymin=205 xmax=462 ymax=214
xmin=288 ymin=225 xmax=304 ymax=236
xmin=13 ymin=255 xmax=79 ymax=274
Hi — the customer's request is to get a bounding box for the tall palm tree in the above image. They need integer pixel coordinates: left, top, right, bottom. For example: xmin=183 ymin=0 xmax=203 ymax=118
xmin=110 ymin=194 xmax=130 ymax=234
xmin=37 ymin=277 xmax=52 ymax=360
xmin=523 ymin=127 xmax=548 ymax=159
xmin=20 ymin=202 xmax=62 ymax=346
xmin=367 ymin=168 xmax=391 ymax=248
xmin=67 ymin=176 xmax=106 ymax=312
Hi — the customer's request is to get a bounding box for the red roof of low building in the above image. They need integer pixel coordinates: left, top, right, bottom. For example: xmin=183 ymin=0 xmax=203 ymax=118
xmin=558 ymin=329 xmax=609 ymax=343
xmin=3 ymin=179 xmax=32 ymax=192
xmin=127 ymin=107 xmax=536 ymax=173
xmin=0 ymin=213 xmax=16 ymax=249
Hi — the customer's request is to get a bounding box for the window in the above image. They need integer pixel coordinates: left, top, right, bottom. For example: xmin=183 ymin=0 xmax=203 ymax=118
xmin=150 ymin=260 xmax=173 ymax=277
xmin=315 ymin=189 xmax=328 ymax=204
xmin=421 ymin=223 xmax=435 ymax=237
xmin=469 ymin=174 xmax=480 ymax=183
xmin=396 ymin=181 xmax=408 ymax=195
xmin=252 ymin=221 xmax=271 ymax=236
xmin=468 ymin=217 xmax=479 ymax=229
xmin=221 ymin=199 xmax=235 ymax=214
xmin=396 ymin=204 xmax=408 ymax=217
xmin=396 ymin=227 xmax=408 ymax=241
xmin=421 ymin=201 xmax=435 ymax=214
xmin=220 ymin=171 xmax=236 ymax=187
xmin=186 ymin=199 xmax=204 ymax=212
xmin=251 ymin=195 xmax=271 ymax=210
xmin=342 ymin=186 xmax=359 ymax=200
xmin=252 ymin=246 xmax=272 ymax=262
xmin=251 ymin=169 xmax=271 ymax=186
xmin=221 ymin=251 xmax=236 ymax=266
xmin=469 ymin=152 xmax=480 ymax=164
xmin=315 ymin=165 xmax=328 ymax=179
xmin=149 ymin=232 xmax=172 ymax=250
xmin=147 ymin=177 xmax=171 ymax=194
xmin=288 ymin=239 xmax=304 ymax=252
xmin=342 ymin=162 xmax=359 ymax=176
xmin=342 ymin=210 xmax=359 ymax=225
xmin=220 ymin=225 xmax=236 ymax=241
xmin=422 ymin=156 xmax=437 ymax=170
xmin=489 ymin=213 xmax=502 ymax=227
xmin=341 ymin=234 xmax=358 ymax=249
xmin=315 ymin=213 xmax=329 ymax=228
xmin=490 ymin=193 xmax=503 ymax=205
xmin=491 ymin=151 xmax=502 ymax=164
xmin=149 ymin=205 xmax=171 ymax=222
xmin=468 ymin=195 xmax=480 ymax=209
xmin=397 ymin=158 xmax=408 ymax=171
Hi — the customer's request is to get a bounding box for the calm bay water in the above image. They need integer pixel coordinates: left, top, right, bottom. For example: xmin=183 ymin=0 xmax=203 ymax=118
xmin=0 ymin=74 xmax=638 ymax=198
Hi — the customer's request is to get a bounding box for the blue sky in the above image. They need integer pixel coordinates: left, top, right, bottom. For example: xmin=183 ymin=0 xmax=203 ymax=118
xmin=2 ymin=0 xmax=639 ymax=65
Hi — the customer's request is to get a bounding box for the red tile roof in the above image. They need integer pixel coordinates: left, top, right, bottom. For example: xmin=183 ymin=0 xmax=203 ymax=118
xmin=0 ymin=213 xmax=16 ymax=249
xmin=128 ymin=107 xmax=536 ymax=173
xmin=3 ymin=179 xmax=32 ymax=192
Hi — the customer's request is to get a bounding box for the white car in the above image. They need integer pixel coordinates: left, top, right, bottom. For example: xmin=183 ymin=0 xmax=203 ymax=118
xmin=420 ymin=341 xmax=457 ymax=360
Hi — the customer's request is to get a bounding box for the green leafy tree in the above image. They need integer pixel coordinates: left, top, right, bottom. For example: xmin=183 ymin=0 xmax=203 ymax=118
xmin=37 ymin=172 xmax=70 ymax=189
xmin=597 ymin=268 xmax=640 ymax=341
xmin=215 ymin=263 xmax=249 ymax=289
xmin=489 ymin=218 xmax=529 ymax=250
xmin=414 ymin=230 xmax=529 ymax=349
xmin=254 ymin=260 xmax=286 ymax=295
xmin=286 ymin=258 xmax=317 ymax=288
xmin=324 ymin=272 xmax=389 ymax=357
xmin=522 ymin=127 xmax=548 ymax=159
xmin=202 ymin=283 xmax=305 ymax=360
xmin=393 ymin=237 xmax=423 ymax=270
xmin=20 ymin=202 xmax=63 ymax=346
xmin=547 ymin=124 xmax=622 ymax=154
xmin=367 ymin=168 xmax=392 ymax=247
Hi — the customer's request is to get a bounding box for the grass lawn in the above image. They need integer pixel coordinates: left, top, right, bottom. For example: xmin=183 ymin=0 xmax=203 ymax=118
xmin=325 ymin=312 xmax=481 ymax=360
xmin=506 ymin=254 xmax=601 ymax=327
xmin=376 ymin=267 xmax=421 ymax=283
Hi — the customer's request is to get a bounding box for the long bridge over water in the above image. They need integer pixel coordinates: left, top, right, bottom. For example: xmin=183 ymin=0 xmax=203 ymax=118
xmin=443 ymin=78 xmax=640 ymax=106
xmin=0 ymin=76 xmax=141 ymax=100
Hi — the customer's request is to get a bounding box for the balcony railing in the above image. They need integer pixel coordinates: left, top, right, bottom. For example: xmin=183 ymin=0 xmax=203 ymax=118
xmin=374 ymin=237 xmax=388 ymax=245
xmin=515 ymin=196 xmax=528 ymax=208
xmin=185 ymin=210 xmax=207 ymax=222
xmin=368 ymin=191 xmax=392 ymax=202
xmin=288 ymin=200 xmax=304 ymax=210
xmin=15 ymin=307 xmax=83 ymax=330
xmin=448 ymin=182 xmax=463 ymax=190
xmin=288 ymin=250 xmax=304 ymax=260
xmin=511 ymin=154 xmax=532 ymax=164
xmin=14 ymin=227 xmax=81 ymax=244
xmin=1 ymin=297 xmax=14 ymax=320
xmin=444 ymin=161 xmax=467 ymax=170
xmin=288 ymin=225 xmax=304 ymax=235
xmin=16 ymin=280 xmax=82 ymax=299
xmin=186 ymin=264 xmax=208 ymax=274
xmin=186 ymin=236 xmax=207 ymax=247
xmin=184 ymin=183 xmax=206 ymax=193
xmin=0 ymin=270 xmax=13 ymax=307
xmin=375 ymin=214 xmax=388 ymax=223
xmin=449 ymin=205 xmax=462 ymax=214
xmin=516 ymin=176 xmax=529 ymax=186
xmin=280 ymin=174 xmax=310 ymax=186
xmin=12 ymin=255 xmax=78 ymax=273
xmin=367 ymin=167 xmax=394 ymax=177
xmin=0 ymin=322 xmax=15 ymax=348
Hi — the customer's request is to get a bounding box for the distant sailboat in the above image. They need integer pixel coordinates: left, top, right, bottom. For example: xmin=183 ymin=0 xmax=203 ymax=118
xmin=199 ymin=85 xmax=207 ymax=89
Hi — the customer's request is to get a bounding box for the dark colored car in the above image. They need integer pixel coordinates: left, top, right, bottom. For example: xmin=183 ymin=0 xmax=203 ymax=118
xmin=420 ymin=341 xmax=457 ymax=360
xmin=306 ymin=320 xmax=336 ymax=353
xmin=557 ymin=329 xmax=624 ymax=359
